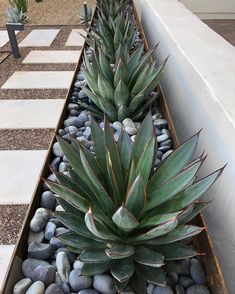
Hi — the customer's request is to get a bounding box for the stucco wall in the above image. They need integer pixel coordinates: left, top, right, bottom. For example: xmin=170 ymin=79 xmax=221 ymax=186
xmin=139 ymin=0 xmax=235 ymax=292
xmin=180 ymin=0 xmax=235 ymax=19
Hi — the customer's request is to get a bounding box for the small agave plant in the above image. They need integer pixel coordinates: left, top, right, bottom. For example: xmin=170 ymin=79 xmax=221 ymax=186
xmin=6 ymin=6 xmax=28 ymax=24
xmin=87 ymin=11 xmax=137 ymax=63
xmin=47 ymin=113 xmax=224 ymax=293
xmin=81 ymin=43 xmax=167 ymax=121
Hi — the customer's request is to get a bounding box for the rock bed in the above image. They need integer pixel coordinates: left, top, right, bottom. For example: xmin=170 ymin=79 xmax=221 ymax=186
xmin=12 ymin=8 xmax=211 ymax=293
xmin=12 ymin=69 xmax=211 ymax=294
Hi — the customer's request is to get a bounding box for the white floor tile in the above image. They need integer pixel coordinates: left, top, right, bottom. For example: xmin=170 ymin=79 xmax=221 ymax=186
xmin=0 ymin=99 xmax=65 ymax=129
xmin=0 ymin=245 xmax=15 ymax=291
xmin=19 ymin=29 xmax=60 ymax=47
xmin=22 ymin=50 xmax=81 ymax=64
xmin=0 ymin=30 xmax=19 ymax=47
xmin=1 ymin=71 xmax=74 ymax=89
xmin=0 ymin=150 xmax=47 ymax=204
xmin=65 ymin=29 xmax=87 ymax=46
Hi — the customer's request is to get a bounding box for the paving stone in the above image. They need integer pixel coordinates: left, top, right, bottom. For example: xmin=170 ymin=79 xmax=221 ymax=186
xmin=1 ymin=71 xmax=74 ymax=89
xmin=0 ymin=150 xmax=47 ymax=204
xmin=0 ymin=245 xmax=15 ymax=291
xmin=19 ymin=29 xmax=60 ymax=47
xmin=0 ymin=99 xmax=64 ymax=129
xmin=22 ymin=50 xmax=81 ymax=64
xmin=65 ymin=29 xmax=87 ymax=46
xmin=0 ymin=30 xmax=19 ymax=47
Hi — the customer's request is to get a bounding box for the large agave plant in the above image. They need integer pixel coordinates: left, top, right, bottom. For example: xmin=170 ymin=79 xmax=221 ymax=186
xmin=87 ymin=11 xmax=137 ymax=63
xmin=80 ymin=43 xmax=166 ymax=121
xmin=47 ymin=113 xmax=224 ymax=293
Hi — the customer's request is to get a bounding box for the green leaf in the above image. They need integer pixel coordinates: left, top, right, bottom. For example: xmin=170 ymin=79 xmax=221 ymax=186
xmin=81 ymin=262 xmax=111 ymax=275
xmin=47 ymin=181 xmax=89 ymax=213
xmin=146 ymin=225 xmax=204 ymax=245
xmin=54 ymin=212 xmax=94 ymax=239
xmin=136 ymin=264 xmax=166 ymax=286
xmin=114 ymin=59 xmax=128 ymax=87
xmin=146 ymin=160 xmax=203 ymax=210
xmin=139 ymin=211 xmax=181 ymax=229
xmin=159 ymin=167 xmax=224 ymax=212
xmin=112 ymin=205 xmax=139 ymax=232
xmin=98 ymin=47 xmax=113 ymax=84
xmin=57 ymin=232 xmax=104 ymax=249
xmin=130 ymin=272 xmax=147 ymax=294
xmin=132 ymin=217 xmax=178 ymax=242
xmin=105 ymin=244 xmax=135 ymax=259
xmin=153 ymin=243 xmax=198 ymax=260
xmin=132 ymin=112 xmax=153 ymax=165
xmin=114 ymin=80 xmax=129 ymax=110
xmin=91 ymin=119 xmax=107 ymax=173
xmin=117 ymin=130 xmax=132 ymax=187
xmin=125 ymin=175 xmax=146 ymax=218
xmin=85 ymin=209 xmax=117 ymax=241
xmin=80 ymin=148 xmax=115 ymax=214
xmin=98 ymin=74 xmax=114 ymax=101
xmin=127 ymin=44 xmax=144 ymax=77
xmin=178 ymin=202 xmax=209 ymax=224
xmin=134 ymin=246 xmax=164 ymax=267
xmin=104 ymin=118 xmax=124 ymax=199
xmin=79 ymin=248 xmax=110 ymax=263
xmin=147 ymin=132 xmax=200 ymax=193
xmin=135 ymin=136 xmax=155 ymax=185
xmin=111 ymin=258 xmax=135 ymax=282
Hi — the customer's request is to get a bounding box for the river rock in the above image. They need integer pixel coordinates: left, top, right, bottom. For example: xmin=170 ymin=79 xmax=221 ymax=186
xmin=190 ymin=259 xmax=206 ymax=285
xmin=186 ymin=285 xmax=210 ymax=294
xmin=40 ymin=191 xmax=56 ymax=210
xmin=73 ymin=260 xmax=84 ymax=270
xmin=45 ymin=283 xmax=63 ymax=294
xmin=175 ymin=285 xmax=185 ymax=294
xmin=112 ymin=121 xmax=123 ymax=131
xmin=147 ymin=283 xmax=155 ymax=294
xmin=22 ymin=259 xmax=50 ymax=280
xmin=179 ymin=276 xmax=195 ymax=289
xmin=93 ymin=274 xmax=116 ymax=294
xmin=122 ymin=118 xmax=135 ymax=129
xmin=28 ymin=230 xmax=44 ymax=245
xmin=28 ymin=241 xmax=53 ymax=260
xmin=125 ymin=126 xmax=137 ymax=135
xmin=25 ymin=281 xmax=45 ymax=294
xmin=32 ymin=265 xmax=55 ymax=287
xmin=53 ymin=142 xmax=64 ymax=157
xmin=13 ymin=278 xmax=32 ymax=294
xmin=56 ymin=251 xmax=71 ymax=282
xmin=153 ymin=285 xmax=174 ymax=294
xmin=154 ymin=119 xmax=168 ymax=129
xmin=50 ymin=157 xmax=61 ymax=170
xmin=45 ymin=221 xmax=57 ymax=240
xmin=30 ymin=208 xmax=49 ymax=233
xmin=69 ymin=270 xmax=92 ymax=291
xmin=78 ymin=290 xmax=99 ymax=294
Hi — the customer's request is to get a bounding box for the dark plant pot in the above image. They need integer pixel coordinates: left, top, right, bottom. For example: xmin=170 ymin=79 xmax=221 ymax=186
xmin=1 ymin=3 xmax=228 ymax=294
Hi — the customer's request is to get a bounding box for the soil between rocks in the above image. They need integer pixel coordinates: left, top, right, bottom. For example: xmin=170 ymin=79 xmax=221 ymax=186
xmin=0 ymin=0 xmax=96 ymax=27
xmin=0 ymin=204 xmax=28 ymax=244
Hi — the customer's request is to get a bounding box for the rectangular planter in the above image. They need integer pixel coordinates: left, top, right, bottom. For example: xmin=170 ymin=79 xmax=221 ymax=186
xmin=2 ymin=3 xmax=227 ymax=293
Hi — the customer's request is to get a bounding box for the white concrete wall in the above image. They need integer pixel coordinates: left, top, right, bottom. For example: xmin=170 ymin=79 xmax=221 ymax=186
xmin=180 ymin=0 xmax=235 ymax=19
xmin=139 ymin=0 xmax=235 ymax=292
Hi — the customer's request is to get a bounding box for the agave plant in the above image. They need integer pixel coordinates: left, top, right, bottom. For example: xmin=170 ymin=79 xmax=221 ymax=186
xmin=97 ymin=0 xmax=131 ymax=22
xmin=6 ymin=5 xmax=28 ymax=24
xmin=80 ymin=4 xmax=93 ymax=23
xmin=9 ymin=0 xmax=28 ymax=13
xmin=87 ymin=10 xmax=137 ymax=63
xmin=47 ymin=113 xmax=224 ymax=293
xmin=80 ymin=43 xmax=166 ymax=121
